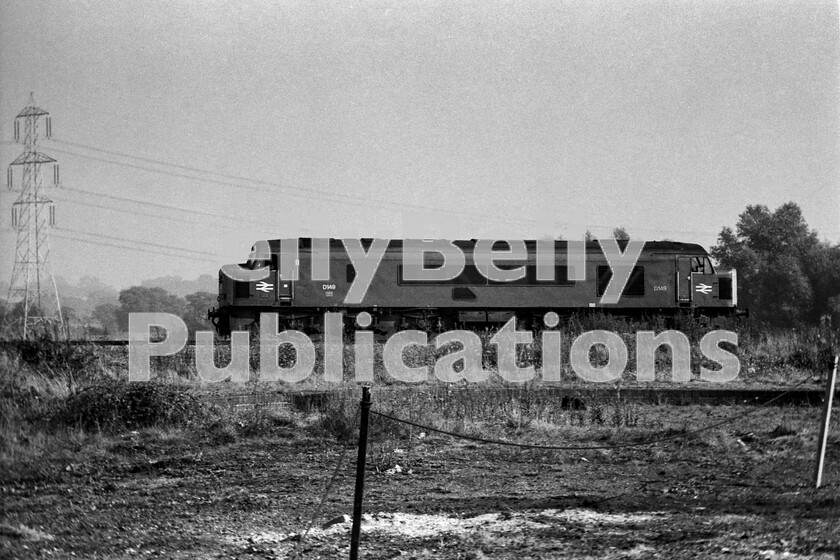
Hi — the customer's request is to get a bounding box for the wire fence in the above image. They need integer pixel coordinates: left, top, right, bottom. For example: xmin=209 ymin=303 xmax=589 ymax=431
xmin=301 ymin=406 xmax=360 ymax=541
xmin=300 ymin=364 xmax=837 ymax=557
xmin=369 ymin=376 xmax=815 ymax=451
xmin=298 ymin=372 xmax=836 ymax=554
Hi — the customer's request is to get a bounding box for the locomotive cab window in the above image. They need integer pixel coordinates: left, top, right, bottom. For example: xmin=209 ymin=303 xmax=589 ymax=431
xmin=246 ymin=256 xmax=269 ymax=270
xmin=245 ymin=244 xmax=270 ymax=270
xmin=690 ymin=257 xmax=714 ymax=274
xmin=596 ymin=265 xmax=645 ymax=297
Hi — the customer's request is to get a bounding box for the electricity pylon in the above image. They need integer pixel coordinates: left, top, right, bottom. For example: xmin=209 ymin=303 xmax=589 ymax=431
xmin=4 ymin=93 xmax=64 ymax=339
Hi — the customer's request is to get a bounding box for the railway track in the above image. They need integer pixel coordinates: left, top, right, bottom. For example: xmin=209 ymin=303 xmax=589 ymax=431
xmin=210 ymin=385 xmax=830 ymax=409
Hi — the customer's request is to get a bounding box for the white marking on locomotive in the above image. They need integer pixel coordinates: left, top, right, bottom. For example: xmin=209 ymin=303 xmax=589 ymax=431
xmin=256 ymin=281 xmax=274 ymax=293
xmin=695 ymin=283 xmax=712 ymax=294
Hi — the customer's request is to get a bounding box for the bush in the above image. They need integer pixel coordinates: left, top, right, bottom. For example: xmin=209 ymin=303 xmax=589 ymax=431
xmin=10 ymin=339 xmax=107 ymax=385
xmin=0 ymin=353 xmax=67 ymax=450
xmin=60 ymin=381 xmax=206 ymax=432
xmin=315 ymin=390 xmax=359 ymax=442
xmin=237 ymin=405 xmax=296 ymax=437
xmin=15 ymin=339 xmax=91 ymax=368
xmin=204 ymin=417 xmax=238 ymax=445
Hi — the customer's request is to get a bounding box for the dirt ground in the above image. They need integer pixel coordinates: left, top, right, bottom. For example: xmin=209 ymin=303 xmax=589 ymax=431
xmin=1 ymin=405 xmax=839 ymax=559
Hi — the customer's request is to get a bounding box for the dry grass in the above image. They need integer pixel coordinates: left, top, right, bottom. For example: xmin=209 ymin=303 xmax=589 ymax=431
xmin=0 ymin=318 xmax=834 ymax=485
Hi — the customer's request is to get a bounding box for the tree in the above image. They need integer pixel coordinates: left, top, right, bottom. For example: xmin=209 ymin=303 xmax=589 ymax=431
xmin=92 ymin=303 xmax=120 ymax=335
xmin=711 ymin=202 xmax=836 ymax=325
xmin=801 ymin=242 xmax=840 ymax=324
xmin=62 ymin=305 xmax=78 ymax=324
xmin=116 ymin=286 xmax=186 ymax=332
xmin=753 ymin=254 xmax=812 ymax=327
xmin=612 ymin=227 xmax=630 ymax=241
xmin=183 ymin=291 xmax=217 ymax=334
xmin=582 ymin=228 xmax=629 ymax=242
xmin=0 ymin=301 xmax=50 ymax=339
xmin=827 ymin=294 xmax=840 ymax=324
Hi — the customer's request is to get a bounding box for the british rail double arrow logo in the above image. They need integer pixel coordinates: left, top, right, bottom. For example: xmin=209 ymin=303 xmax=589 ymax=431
xmin=256 ymin=281 xmax=274 ymax=293
xmin=695 ymin=283 xmax=712 ymax=295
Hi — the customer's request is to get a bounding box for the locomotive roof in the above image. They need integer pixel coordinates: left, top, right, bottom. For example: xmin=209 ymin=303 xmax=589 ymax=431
xmin=268 ymin=238 xmax=708 ymax=254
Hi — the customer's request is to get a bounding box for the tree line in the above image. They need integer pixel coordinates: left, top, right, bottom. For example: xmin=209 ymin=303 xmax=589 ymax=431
xmin=96 ymin=289 xmax=217 ymax=336
xmin=711 ymin=202 xmax=840 ymax=327
xmin=0 ymin=289 xmax=216 ymax=338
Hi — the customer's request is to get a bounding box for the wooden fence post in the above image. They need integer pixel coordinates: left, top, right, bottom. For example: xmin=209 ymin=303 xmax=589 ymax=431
xmin=350 ymin=386 xmax=371 ymax=559
xmin=814 ymin=355 xmax=838 ymax=489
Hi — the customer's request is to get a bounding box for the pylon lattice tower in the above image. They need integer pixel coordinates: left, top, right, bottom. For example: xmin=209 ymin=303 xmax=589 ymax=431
xmin=4 ymin=93 xmax=64 ymax=339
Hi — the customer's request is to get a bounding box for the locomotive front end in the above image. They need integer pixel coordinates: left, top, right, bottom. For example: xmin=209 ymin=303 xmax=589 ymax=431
xmin=208 ymin=268 xmax=233 ymax=336
xmin=692 ymin=268 xmax=739 ymax=315
xmin=208 ymin=243 xmax=276 ymax=337
xmin=675 ymin=252 xmax=742 ymax=317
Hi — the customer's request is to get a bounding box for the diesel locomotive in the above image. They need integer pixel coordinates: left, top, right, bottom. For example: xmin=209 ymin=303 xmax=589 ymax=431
xmin=208 ymin=238 xmax=739 ymax=336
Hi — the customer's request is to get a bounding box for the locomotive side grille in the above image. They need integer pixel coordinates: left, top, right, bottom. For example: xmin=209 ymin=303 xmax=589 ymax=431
xmin=718 ymin=277 xmax=732 ymax=300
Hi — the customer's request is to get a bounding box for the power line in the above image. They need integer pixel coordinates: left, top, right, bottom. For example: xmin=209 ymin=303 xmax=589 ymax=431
xmin=52 ymin=232 xmax=217 ymax=263
xmin=14 ymin=135 xmax=836 ymax=237
xmin=60 ymin=185 xmax=242 ymax=222
xmin=56 ymin=226 xmax=216 ymax=257
xmin=47 ymin=137 xmax=748 ymax=223
xmin=47 ymin=144 xmax=451 ymax=217
xmin=51 ymin=193 xmax=732 ymax=249
xmin=50 ymin=138 xmax=379 ymax=206
xmin=46 ymin=141 xmax=558 ymax=229
xmin=52 ymin=195 xmax=218 ymax=228
xmin=53 ymin=191 xmax=314 ymax=236
xmin=48 ymin=142 xmax=723 ymax=237
xmin=46 ymin=150 xmax=316 ymax=233
xmin=56 ymin=185 xmax=314 ymax=235
xmin=42 ymin=138 xmax=793 ymax=240
xmin=22 ymin=104 xmax=336 ymax=171
xmin=45 ymin=137 xmax=753 ymax=214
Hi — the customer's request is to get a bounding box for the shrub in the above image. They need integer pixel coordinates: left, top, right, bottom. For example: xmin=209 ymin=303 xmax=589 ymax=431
xmin=60 ymin=381 xmax=206 ymax=432
xmin=203 ymin=417 xmax=238 ymax=445
xmin=13 ymin=339 xmax=93 ymax=369
xmin=237 ymin=405 xmax=296 ymax=437
xmin=9 ymin=339 xmax=107 ymax=385
xmin=0 ymin=353 xmax=67 ymax=449
xmin=501 ymin=400 xmax=534 ymax=433
xmin=588 ymin=401 xmax=606 ymax=425
xmin=314 ymin=390 xmax=359 ymax=442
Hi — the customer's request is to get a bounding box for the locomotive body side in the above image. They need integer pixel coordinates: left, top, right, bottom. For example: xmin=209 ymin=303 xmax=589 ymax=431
xmin=208 ymin=238 xmax=738 ymax=336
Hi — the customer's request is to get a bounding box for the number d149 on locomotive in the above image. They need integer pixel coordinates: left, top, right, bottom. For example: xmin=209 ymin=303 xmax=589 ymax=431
xmin=207 ymin=238 xmax=741 ymax=336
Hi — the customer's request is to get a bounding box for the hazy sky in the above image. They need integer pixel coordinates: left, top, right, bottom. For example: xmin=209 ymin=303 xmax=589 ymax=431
xmin=1 ymin=0 xmax=838 ymax=289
